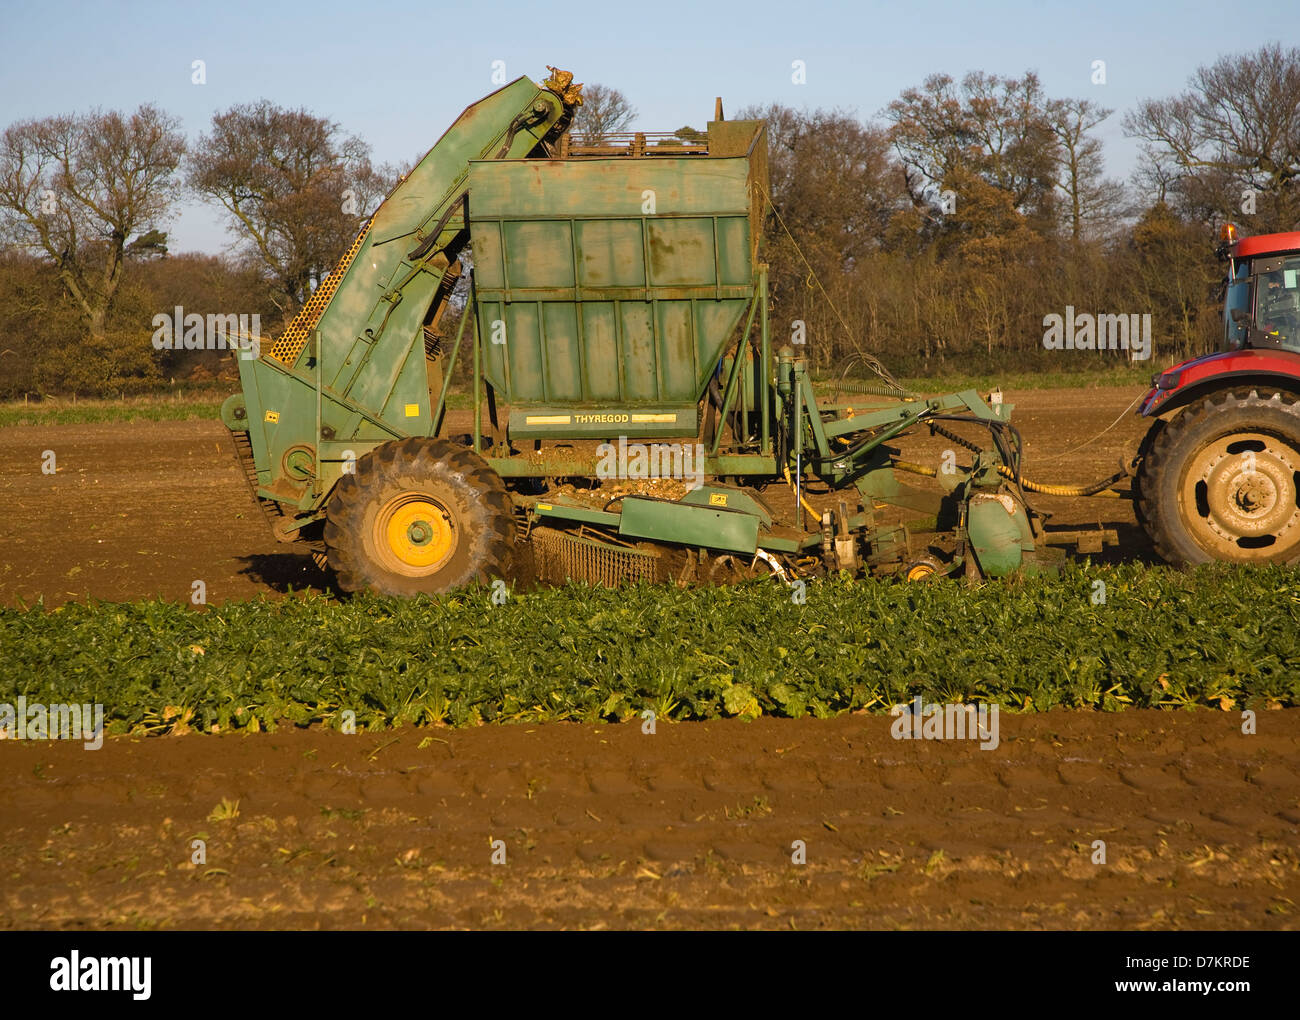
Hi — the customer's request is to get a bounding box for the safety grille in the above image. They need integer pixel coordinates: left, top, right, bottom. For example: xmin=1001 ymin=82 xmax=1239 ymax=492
xmin=531 ymin=527 xmax=662 ymax=587
xmin=269 ymin=222 xmax=371 ymax=365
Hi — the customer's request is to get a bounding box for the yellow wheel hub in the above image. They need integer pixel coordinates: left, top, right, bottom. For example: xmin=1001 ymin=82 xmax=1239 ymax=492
xmin=906 ymin=562 xmax=937 ymax=581
xmin=379 ymin=494 xmax=455 ymax=573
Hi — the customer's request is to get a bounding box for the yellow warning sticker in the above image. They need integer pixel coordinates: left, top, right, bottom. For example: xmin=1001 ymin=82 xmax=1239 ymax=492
xmin=404 ymin=403 xmax=419 ymax=417
xmin=537 ymin=504 xmax=552 ymax=511
xmin=709 ymin=493 xmax=728 ymax=506
xmin=264 ymin=410 xmax=279 ymax=423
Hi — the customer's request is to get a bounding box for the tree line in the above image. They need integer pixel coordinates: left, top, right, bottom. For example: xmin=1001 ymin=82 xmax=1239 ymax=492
xmin=0 ymin=102 xmax=395 ymax=396
xmin=752 ymin=42 xmax=1299 ymax=378
xmin=1 ymin=43 xmax=1296 ymax=398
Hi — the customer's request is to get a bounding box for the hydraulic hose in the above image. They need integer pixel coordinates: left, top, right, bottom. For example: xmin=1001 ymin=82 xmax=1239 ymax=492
xmin=783 ymin=464 xmax=821 ymax=519
xmin=892 ymin=459 xmax=1126 ymax=497
xmin=997 ymin=466 xmax=1126 ymax=497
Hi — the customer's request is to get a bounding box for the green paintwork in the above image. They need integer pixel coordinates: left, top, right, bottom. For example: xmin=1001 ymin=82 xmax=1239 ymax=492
xmin=531 ymin=501 xmax=623 ymax=527
xmin=484 ymin=453 xmax=777 ymax=477
xmin=680 ymin=485 xmax=772 ymax=524
xmin=234 ymin=76 xmax=570 ymax=509
xmin=617 ymin=495 xmax=760 ymax=554
xmin=468 ymin=134 xmax=766 ymax=435
xmin=508 ymin=405 xmax=699 ymax=440
xmin=222 ymin=73 xmax=1106 ymax=582
xmin=220 ymin=393 xmax=248 ymax=431
xmin=967 ymin=494 xmax=1036 ymax=576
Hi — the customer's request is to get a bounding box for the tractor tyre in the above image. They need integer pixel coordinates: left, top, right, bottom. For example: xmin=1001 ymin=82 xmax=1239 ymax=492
xmin=1130 ymin=416 xmax=1166 ymax=534
xmin=324 ymin=437 xmax=514 ymax=595
xmin=1136 ymin=388 xmax=1300 ymax=565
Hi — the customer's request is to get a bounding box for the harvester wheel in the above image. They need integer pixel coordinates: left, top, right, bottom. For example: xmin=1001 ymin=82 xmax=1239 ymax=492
xmin=903 ymin=556 xmax=945 ymax=582
xmin=1136 ymin=388 xmax=1300 ymax=565
xmin=324 ymin=437 xmax=514 ymax=595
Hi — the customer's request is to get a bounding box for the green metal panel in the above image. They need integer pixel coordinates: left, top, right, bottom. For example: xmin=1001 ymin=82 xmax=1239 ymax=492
xmin=234 ymin=75 xmax=571 ymax=513
xmin=531 ymin=501 xmax=623 ymax=527
xmin=469 ymin=157 xmax=752 ymax=219
xmin=618 ymin=495 xmax=760 ymax=554
xmin=968 ymin=495 xmax=1035 ymax=577
xmin=484 ymin=453 xmax=777 ymax=478
xmin=468 ymin=150 xmax=761 ymax=431
xmin=679 ymin=485 xmax=773 ymax=525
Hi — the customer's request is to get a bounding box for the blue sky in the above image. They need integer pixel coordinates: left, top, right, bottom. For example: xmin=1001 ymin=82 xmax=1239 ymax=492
xmin=2 ymin=0 xmax=1296 ymax=254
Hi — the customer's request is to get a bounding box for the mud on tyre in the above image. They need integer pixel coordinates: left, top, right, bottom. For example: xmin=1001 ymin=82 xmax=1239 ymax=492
xmin=323 ymin=437 xmax=514 ymax=595
xmin=1136 ymin=388 xmax=1300 ymax=565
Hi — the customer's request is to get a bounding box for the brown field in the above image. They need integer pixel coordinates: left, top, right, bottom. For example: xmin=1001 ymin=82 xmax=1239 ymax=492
xmin=2 ymin=384 xmax=1298 ymax=930
xmin=0 ymin=385 xmax=1154 ymax=607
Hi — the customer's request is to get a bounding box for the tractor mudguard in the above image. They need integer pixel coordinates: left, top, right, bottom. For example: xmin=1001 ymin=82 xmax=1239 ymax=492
xmin=1140 ymin=348 xmax=1300 ymax=418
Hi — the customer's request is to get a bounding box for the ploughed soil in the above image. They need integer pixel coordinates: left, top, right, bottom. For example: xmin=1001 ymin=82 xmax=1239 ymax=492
xmin=2 ymin=712 xmax=1297 ymax=930
xmin=0 ymin=385 xmax=1154 ymax=607
xmin=6 ymin=383 xmax=1297 ymax=930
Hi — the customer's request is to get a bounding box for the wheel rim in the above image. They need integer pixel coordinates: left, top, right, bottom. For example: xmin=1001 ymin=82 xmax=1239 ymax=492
xmin=1179 ymin=430 xmax=1300 ymax=561
xmin=377 ymin=493 xmax=456 ymax=575
xmin=905 ymin=560 xmax=939 ymax=581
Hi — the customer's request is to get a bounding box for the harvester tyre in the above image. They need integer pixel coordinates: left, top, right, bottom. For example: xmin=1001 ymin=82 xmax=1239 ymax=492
xmin=324 ymin=437 xmax=514 ymax=595
xmin=1136 ymin=388 xmax=1300 ymax=566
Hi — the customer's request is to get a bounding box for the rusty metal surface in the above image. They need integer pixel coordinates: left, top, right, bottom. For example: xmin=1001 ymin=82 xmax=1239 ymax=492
xmin=530 ymin=526 xmax=663 ymax=586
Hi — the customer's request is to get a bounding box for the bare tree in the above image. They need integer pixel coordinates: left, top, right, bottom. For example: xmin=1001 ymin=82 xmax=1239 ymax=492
xmin=570 ymin=84 xmax=636 ymax=143
xmin=1046 ymin=97 xmax=1126 ymax=242
xmin=736 ymin=103 xmax=908 ymax=371
xmin=0 ymin=105 xmax=184 ymax=342
xmin=188 ymin=102 xmax=388 ymax=317
xmin=1124 ymin=43 xmax=1300 ymax=231
xmin=739 ymin=103 xmax=904 ymax=270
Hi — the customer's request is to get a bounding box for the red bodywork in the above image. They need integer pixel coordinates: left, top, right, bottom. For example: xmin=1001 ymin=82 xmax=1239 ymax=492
xmin=1139 ymin=348 xmax=1300 ymax=417
xmin=1232 ymin=231 xmax=1300 ymax=259
xmin=1138 ymin=231 xmax=1300 ymax=417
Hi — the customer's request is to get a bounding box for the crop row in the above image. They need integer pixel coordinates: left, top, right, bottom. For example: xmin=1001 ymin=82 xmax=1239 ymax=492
xmin=1 ymin=564 xmax=1297 ymax=734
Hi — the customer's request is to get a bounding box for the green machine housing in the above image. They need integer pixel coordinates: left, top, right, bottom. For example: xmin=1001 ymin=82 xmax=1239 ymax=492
xmin=470 ymin=122 xmax=767 ymax=444
xmin=222 ymin=70 xmax=1105 ymax=593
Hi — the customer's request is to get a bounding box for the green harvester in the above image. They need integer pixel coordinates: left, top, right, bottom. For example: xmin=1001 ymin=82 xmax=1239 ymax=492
xmin=222 ymin=68 xmax=1114 ymax=595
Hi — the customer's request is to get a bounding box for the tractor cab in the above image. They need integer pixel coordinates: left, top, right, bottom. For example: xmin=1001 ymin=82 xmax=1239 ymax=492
xmin=1217 ymin=225 xmax=1300 ymax=353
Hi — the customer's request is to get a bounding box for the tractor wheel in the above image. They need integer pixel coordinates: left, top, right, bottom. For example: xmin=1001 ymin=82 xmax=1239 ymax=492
xmin=1130 ymin=417 xmax=1165 ymax=534
xmin=1136 ymin=388 xmax=1300 ymax=565
xmin=324 ymin=437 xmax=514 ymax=595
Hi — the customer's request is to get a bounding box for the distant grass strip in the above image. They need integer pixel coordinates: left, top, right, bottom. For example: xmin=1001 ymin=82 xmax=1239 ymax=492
xmin=1 ymin=563 xmax=1296 ymax=735
xmin=0 ymin=395 xmax=227 ymax=428
xmin=0 ymin=367 xmax=1153 ymax=429
xmin=812 ymin=364 xmax=1160 ymax=396
xmin=895 ymin=364 xmax=1160 ymax=394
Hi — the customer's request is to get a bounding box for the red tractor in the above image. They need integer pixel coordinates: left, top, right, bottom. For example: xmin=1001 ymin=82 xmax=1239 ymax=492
xmin=1134 ymin=226 xmax=1300 ymax=564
